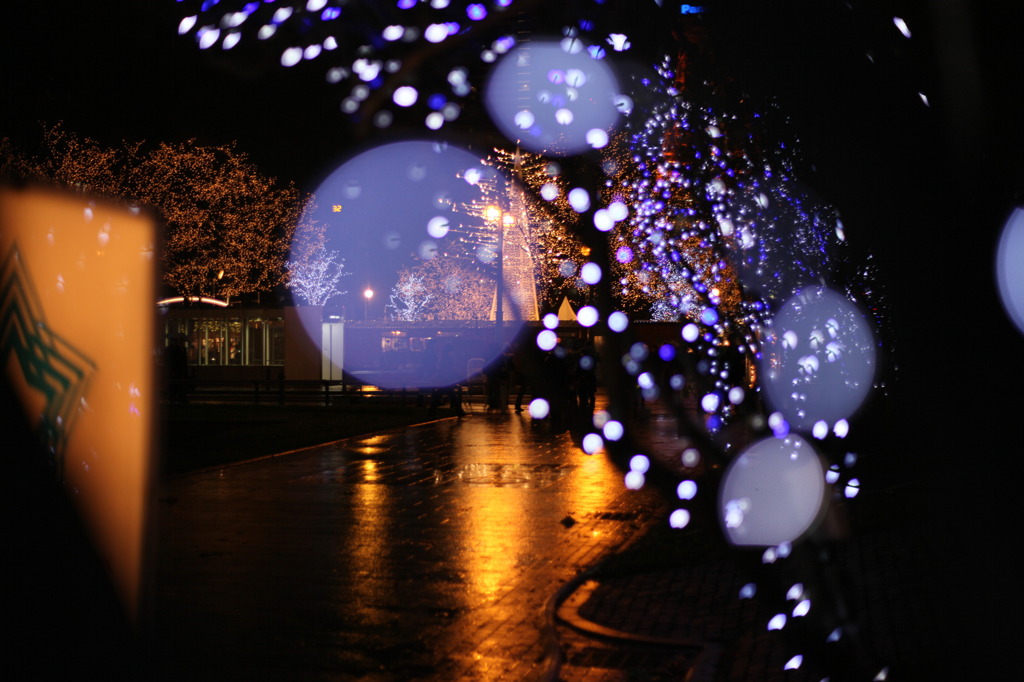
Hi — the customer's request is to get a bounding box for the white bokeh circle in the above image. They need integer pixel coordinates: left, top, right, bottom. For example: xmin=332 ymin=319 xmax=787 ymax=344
xmin=759 ymin=286 xmax=876 ymax=432
xmin=719 ymin=434 xmax=827 ymax=547
xmin=299 ymin=140 xmax=514 ymax=388
xmin=997 ymin=207 xmax=1024 ymax=335
xmin=484 ymin=40 xmax=623 ymax=155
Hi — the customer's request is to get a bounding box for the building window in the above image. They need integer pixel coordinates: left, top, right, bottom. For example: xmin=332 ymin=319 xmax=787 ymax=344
xmin=247 ymin=319 xmax=265 ymax=365
xmin=228 ymin=320 xmax=243 ymax=365
xmin=245 ymin=318 xmax=285 ymax=366
xmin=269 ymin=319 xmax=285 ymax=365
xmin=163 ymin=312 xmax=283 ymax=367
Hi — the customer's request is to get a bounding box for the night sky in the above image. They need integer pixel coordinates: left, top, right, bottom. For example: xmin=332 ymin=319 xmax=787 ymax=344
xmin=4 ymin=3 xmax=1020 ymax=224
xmin=1 ymin=2 xmax=346 ymax=182
xmin=4 ymin=0 xmax=1023 ymax=668
xmin=4 ymin=2 xmax=1021 ymax=301
xmin=4 ymin=2 xmax=1018 ymax=190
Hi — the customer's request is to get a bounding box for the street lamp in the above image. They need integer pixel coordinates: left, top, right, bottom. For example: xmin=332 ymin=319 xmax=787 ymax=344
xmin=485 ymin=206 xmax=514 ymax=344
xmin=363 ymin=286 xmax=374 ymax=320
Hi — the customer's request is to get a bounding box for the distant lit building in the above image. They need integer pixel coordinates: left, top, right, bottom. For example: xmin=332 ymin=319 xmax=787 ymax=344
xmin=160 ymin=301 xmax=693 ymax=387
xmin=159 ymin=302 xmax=286 ymax=380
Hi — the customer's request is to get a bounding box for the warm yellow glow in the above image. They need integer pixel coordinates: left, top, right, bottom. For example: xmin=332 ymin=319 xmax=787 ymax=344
xmin=484 ymin=205 xmax=502 ymax=223
xmin=346 ymin=469 xmax=390 ymax=617
xmin=156 ymin=296 xmax=229 ymax=307
xmin=1 ymin=187 xmax=156 ymax=619
xmin=15 ymin=124 xmax=301 ymax=302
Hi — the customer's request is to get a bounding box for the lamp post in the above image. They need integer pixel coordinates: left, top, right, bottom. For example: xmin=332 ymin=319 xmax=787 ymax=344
xmin=363 ymin=286 xmax=374 ymax=321
xmin=485 ymin=205 xmax=513 ymax=344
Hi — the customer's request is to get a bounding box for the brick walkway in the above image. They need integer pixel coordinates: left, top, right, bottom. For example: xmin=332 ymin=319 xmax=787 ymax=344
xmin=549 ymin=399 xmax=969 ymax=681
xmin=555 ymin=520 xmax=954 ymax=681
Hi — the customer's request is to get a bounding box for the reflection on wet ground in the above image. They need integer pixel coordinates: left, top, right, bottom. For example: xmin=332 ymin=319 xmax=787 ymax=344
xmin=155 ymin=412 xmax=661 ymax=680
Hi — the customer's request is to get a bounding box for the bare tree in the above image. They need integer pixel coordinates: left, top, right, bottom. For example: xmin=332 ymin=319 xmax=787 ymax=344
xmin=388 ymin=256 xmax=491 ymax=321
xmin=286 ymin=200 xmax=349 ymax=307
xmin=387 ymin=271 xmax=433 ymax=322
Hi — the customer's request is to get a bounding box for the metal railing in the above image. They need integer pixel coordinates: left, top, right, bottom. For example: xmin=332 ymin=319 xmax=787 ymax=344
xmin=165 ymin=379 xmax=434 ymax=406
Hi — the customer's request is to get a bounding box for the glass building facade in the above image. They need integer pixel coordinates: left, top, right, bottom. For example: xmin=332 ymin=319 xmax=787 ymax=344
xmin=161 ymin=307 xmax=285 ymax=367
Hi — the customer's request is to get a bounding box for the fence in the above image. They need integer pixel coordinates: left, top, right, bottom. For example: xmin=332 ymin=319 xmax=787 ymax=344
xmin=166 ymin=379 xmax=434 ymax=407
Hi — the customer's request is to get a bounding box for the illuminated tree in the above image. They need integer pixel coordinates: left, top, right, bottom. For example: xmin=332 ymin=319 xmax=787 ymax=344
xmin=449 ymin=149 xmax=589 ymax=315
xmin=0 ymin=137 xmax=37 ymax=182
xmin=135 ymin=141 xmax=302 ymax=303
xmin=286 ymin=200 xmax=349 ymax=307
xmin=128 ymin=140 xmax=301 ymax=302
xmin=489 ymin=148 xmax=593 ymax=313
xmin=387 ymin=271 xmax=433 ymax=322
xmin=388 ymin=256 xmax=492 ymax=321
xmin=1 ymin=124 xmax=138 ymax=201
xmin=39 ymin=124 xmax=137 ymax=197
xmin=286 ymin=248 xmax=348 ymax=307
xmin=4 ymin=125 xmax=304 ymax=303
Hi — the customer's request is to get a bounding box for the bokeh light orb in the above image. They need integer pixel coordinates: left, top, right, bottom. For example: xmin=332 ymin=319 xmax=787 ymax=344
xmin=608 ymin=311 xmax=629 ymax=332
xmin=426 ymin=215 xmax=451 ymax=238
xmin=701 ymin=393 xmax=720 ymax=413
xmin=581 ymin=432 xmax=603 ymax=454
xmin=608 ymin=200 xmax=628 ymax=222
xmin=677 ymin=480 xmax=697 ymax=500
xmin=300 ymin=140 xmax=514 ymax=389
xmin=593 ymin=208 xmax=614 ymax=232
xmin=624 ymin=471 xmax=645 ymax=490
xmin=669 ymin=509 xmax=691 ymax=529
xmin=719 ymin=435 xmax=827 ymax=547
xmin=529 ymin=397 xmax=550 ymax=419
xmin=580 ymin=262 xmax=602 ymax=285
xmin=577 ymin=305 xmax=599 ymax=327
xmin=586 ymin=128 xmax=609 ymax=149
xmin=536 ymin=329 xmax=558 ymax=351
xmin=996 ymin=207 xmax=1024 ymax=335
xmin=759 ymin=286 xmax=876 ymax=432
xmin=484 ymin=40 xmax=623 ymax=155
xmin=629 ymin=454 xmax=650 ymax=474
xmin=568 ymin=187 xmax=591 ymax=213
xmin=602 ymin=420 xmax=624 ymax=441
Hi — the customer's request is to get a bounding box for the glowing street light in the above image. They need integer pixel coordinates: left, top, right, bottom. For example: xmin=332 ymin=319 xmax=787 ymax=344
xmin=486 ymin=205 xmax=514 ymax=343
xmin=484 ymin=205 xmax=502 ymax=223
xmin=363 ymin=286 xmax=374 ymax=320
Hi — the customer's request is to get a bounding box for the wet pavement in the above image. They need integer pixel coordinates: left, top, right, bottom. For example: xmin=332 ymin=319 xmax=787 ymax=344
xmin=154 ymin=410 xmax=663 ymax=680
xmin=151 ymin=396 xmax=994 ymax=681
